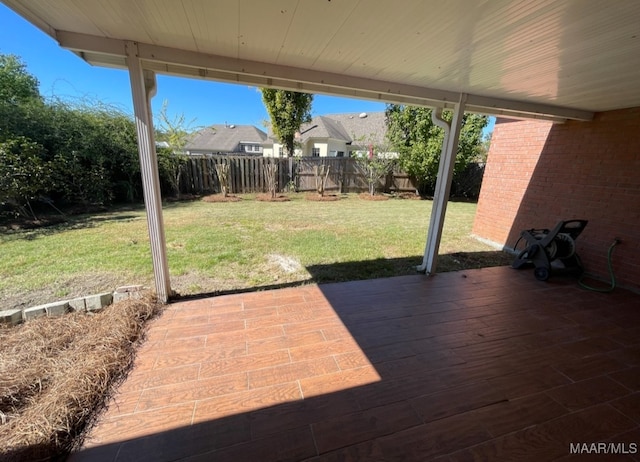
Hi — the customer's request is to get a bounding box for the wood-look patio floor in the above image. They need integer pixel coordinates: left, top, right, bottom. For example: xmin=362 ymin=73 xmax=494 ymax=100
xmin=69 ymin=266 xmax=640 ymax=461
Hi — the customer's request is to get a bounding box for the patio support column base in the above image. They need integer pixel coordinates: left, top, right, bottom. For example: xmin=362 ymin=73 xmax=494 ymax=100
xmin=126 ymin=42 xmax=172 ymax=303
xmin=417 ymin=94 xmax=467 ymax=275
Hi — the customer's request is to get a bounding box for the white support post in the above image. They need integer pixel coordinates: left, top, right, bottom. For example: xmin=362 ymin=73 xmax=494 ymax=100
xmin=417 ymin=94 xmax=467 ymax=274
xmin=126 ymin=42 xmax=172 ymax=302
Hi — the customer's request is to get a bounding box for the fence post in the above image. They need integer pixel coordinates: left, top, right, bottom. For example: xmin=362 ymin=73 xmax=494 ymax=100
xmin=213 ymin=157 xmax=218 ymax=193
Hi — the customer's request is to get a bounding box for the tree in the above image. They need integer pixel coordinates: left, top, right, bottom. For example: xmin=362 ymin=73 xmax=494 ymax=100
xmin=215 ymin=162 xmax=231 ymax=197
xmin=0 ymin=53 xmax=144 ymax=208
xmin=385 ymin=105 xmax=487 ymax=196
xmin=313 ymin=164 xmax=331 ymax=197
xmin=477 ymin=131 xmax=492 ymax=163
xmin=260 ymin=89 xmax=313 ymax=157
xmin=263 ymin=160 xmax=279 ymax=199
xmin=351 ymin=136 xmax=394 ymax=196
xmin=41 ymin=100 xmax=140 ymax=204
xmin=156 ymin=100 xmax=196 ymax=153
xmin=0 ymin=136 xmax=51 ymax=219
xmin=155 ymin=101 xmax=198 ymax=197
xmin=0 ymin=54 xmax=41 ymax=104
xmin=0 ymin=54 xmax=46 ymax=145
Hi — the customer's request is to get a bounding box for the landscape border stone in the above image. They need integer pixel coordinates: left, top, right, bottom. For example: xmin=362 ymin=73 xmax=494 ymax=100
xmin=1 ymin=285 xmax=146 ymax=327
xmin=0 ymin=309 xmax=23 ymax=325
xmin=23 ymin=306 xmax=47 ymax=320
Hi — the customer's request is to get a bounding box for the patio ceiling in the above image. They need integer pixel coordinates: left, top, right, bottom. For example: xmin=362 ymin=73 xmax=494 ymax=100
xmin=4 ymin=0 xmax=640 ymax=122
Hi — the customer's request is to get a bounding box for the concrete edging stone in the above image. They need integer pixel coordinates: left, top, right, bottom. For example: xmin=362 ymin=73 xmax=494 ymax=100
xmin=0 ymin=285 xmax=145 ymax=327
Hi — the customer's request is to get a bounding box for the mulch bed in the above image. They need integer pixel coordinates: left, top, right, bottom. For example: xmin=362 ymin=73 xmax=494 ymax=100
xmin=358 ymin=193 xmax=389 ymax=201
xmin=255 ymin=194 xmax=291 ymax=202
xmin=202 ymin=194 xmax=242 ymax=203
xmin=394 ymin=192 xmax=422 ymax=200
xmin=305 ymin=193 xmax=341 ymax=202
xmin=0 ymin=294 xmax=162 ymax=461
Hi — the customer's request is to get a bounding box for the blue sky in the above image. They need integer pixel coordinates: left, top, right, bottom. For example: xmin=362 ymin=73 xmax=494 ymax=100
xmin=0 ymin=3 xmax=493 ymax=134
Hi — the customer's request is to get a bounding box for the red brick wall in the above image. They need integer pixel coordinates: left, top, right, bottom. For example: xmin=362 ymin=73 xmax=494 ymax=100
xmin=473 ymin=107 xmax=640 ymax=291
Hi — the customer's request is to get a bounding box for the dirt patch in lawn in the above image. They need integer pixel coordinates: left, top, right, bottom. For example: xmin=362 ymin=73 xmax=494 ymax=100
xmin=0 ymin=294 xmax=162 ymax=462
xmin=268 ymin=254 xmax=303 ymax=274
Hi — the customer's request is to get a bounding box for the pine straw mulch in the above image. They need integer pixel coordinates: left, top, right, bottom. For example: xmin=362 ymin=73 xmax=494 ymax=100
xmin=304 ymin=193 xmax=341 ymax=202
xmin=395 ymin=192 xmax=422 ymax=200
xmin=358 ymin=193 xmax=389 ymax=201
xmin=256 ymin=194 xmax=291 ymax=202
xmin=0 ymin=294 xmax=163 ymax=462
xmin=201 ymin=194 xmax=242 ymax=203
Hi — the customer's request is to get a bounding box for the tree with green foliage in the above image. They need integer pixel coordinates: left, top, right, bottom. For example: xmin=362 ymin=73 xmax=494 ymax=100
xmin=0 ymin=54 xmax=50 ymax=217
xmin=385 ymin=105 xmax=487 ymax=196
xmin=0 ymin=54 xmax=45 ymax=145
xmin=0 ymin=54 xmax=41 ymax=104
xmin=0 ymin=52 xmax=146 ymax=210
xmin=351 ymin=135 xmax=395 ymax=196
xmin=260 ymin=89 xmax=313 ymax=157
xmin=0 ymin=136 xmax=51 ymax=219
xmin=42 ymin=100 xmax=141 ymax=204
xmin=478 ymin=131 xmax=492 ymax=163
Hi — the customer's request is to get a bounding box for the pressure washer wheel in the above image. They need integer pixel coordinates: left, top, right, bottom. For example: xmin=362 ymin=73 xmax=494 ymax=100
xmin=534 ymin=266 xmax=550 ymax=281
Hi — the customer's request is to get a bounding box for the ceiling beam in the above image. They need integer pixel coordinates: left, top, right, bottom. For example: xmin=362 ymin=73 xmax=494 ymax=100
xmin=56 ymin=30 xmax=594 ymax=122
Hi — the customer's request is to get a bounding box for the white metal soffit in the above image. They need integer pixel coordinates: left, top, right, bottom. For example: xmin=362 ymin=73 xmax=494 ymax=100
xmin=5 ymin=0 xmax=640 ymax=122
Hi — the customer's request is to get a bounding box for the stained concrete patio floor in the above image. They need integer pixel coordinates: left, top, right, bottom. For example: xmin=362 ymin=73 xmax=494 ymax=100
xmin=69 ymin=266 xmax=640 ymax=461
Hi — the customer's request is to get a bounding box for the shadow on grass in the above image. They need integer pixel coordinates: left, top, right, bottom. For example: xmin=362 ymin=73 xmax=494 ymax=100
xmin=0 ymin=198 xmax=201 ymax=241
xmin=0 ymin=204 xmax=148 ymax=241
xmin=173 ymin=250 xmax=512 ymax=302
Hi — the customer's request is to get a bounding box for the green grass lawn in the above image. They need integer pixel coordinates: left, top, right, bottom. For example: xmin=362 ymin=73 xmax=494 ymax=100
xmin=0 ymin=194 xmax=511 ymax=309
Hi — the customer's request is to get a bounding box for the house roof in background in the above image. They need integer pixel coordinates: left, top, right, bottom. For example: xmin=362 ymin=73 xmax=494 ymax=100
xmin=292 ymin=112 xmax=386 ymax=146
xmin=296 ymin=116 xmax=350 ymax=143
xmin=264 ymin=112 xmax=387 ymax=146
xmin=6 ymin=1 xmax=640 ymax=122
xmin=326 ymin=112 xmax=388 ymax=146
xmin=185 ymin=124 xmax=267 ymax=152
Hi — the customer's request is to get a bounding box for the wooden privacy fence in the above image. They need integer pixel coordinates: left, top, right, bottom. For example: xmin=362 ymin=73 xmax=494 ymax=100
xmin=179 ymin=155 xmax=414 ymax=195
xmin=179 ymin=155 xmax=484 ymax=197
xmin=181 ymin=155 xmax=290 ymax=194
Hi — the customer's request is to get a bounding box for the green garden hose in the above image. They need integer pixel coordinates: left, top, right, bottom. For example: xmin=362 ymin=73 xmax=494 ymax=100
xmin=578 ymin=239 xmax=619 ymax=293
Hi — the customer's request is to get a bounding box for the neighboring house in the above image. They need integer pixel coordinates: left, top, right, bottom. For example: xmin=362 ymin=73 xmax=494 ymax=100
xmin=262 ymin=112 xmax=396 ymax=158
xmin=184 ymin=124 xmax=268 ymax=155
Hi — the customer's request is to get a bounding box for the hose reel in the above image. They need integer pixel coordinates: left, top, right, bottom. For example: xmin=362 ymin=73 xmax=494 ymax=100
xmin=512 ymin=220 xmax=587 ymax=281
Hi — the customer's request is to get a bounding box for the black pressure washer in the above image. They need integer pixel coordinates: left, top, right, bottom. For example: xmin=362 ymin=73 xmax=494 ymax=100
xmin=511 ymin=219 xmax=588 ymax=281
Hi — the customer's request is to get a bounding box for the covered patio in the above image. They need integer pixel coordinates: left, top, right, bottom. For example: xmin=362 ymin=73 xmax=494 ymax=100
xmin=3 ymin=2 xmax=639 ymax=459
xmin=70 ymin=267 xmax=640 ymax=461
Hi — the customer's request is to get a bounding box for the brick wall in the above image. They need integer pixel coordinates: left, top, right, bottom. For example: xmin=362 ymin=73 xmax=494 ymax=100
xmin=473 ymin=107 xmax=640 ymax=291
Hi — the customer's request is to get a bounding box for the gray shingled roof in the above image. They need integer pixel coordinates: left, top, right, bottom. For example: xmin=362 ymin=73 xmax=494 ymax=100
xmin=185 ymin=124 xmax=268 ymax=152
xmin=327 ymin=112 xmax=387 ymax=145
xmin=269 ymin=112 xmax=387 ymax=144
xmin=295 ymin=112 xmax=387 ymax=145
xmin=296 ymin=116 xmax=350 ymax=142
